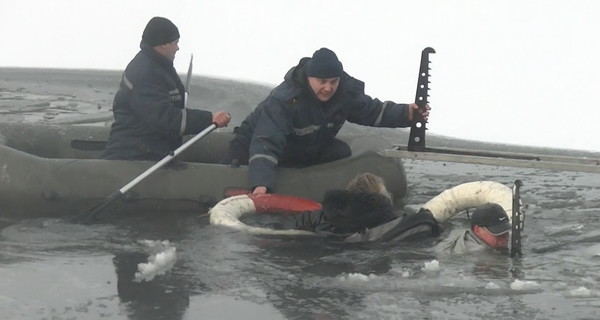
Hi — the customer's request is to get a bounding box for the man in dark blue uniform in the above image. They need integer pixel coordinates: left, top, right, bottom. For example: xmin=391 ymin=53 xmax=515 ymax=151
xmin=224 ymin=48 xmax=430 ymax=194
xmin=102 ymin=17 xmax=231 ymax=161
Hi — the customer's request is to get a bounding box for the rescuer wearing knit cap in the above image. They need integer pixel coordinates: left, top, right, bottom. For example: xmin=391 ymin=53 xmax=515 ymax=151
xmin=224 ymin=47 xmax=431 ymax=195
xmin=103 ymin=17 xmax=231 ymax=161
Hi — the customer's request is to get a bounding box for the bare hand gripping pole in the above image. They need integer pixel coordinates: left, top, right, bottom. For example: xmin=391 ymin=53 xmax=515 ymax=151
xmin=407 ymin=47 xmax=435 ymax=151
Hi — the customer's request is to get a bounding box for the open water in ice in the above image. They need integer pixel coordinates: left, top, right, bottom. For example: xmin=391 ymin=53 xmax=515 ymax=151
xmin=2 ymin=156 xmax=600 ymax=320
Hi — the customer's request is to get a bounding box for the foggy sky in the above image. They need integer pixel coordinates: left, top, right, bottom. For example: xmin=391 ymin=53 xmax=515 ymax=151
xmin=2 ymin=0 xmax=599 ymax=151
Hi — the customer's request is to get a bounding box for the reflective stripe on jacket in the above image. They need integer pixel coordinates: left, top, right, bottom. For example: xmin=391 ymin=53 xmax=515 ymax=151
xmin=102 ymin=43 xmax=213 ymax=160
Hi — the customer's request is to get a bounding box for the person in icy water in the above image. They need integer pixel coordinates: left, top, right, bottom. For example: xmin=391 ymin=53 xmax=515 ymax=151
xmin=433 ymin=202 xmax=512 ymax=254
xmin=293 ymin=173 xmax=397 ymax=234
xmin=223 ymin=47 xmax=431 ymax=195
xmin=292 ymin=173 xmax=439 ymax=240
xmin=102 ymin=16 xmax=231 ymax=161
xmin=291 ymin=173 xmax=512 ymax=249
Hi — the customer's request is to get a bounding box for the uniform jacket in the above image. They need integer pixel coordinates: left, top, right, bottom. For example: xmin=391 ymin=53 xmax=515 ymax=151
xmin=235 ymin=57 xmax=412 ymax=190
xmin=102 ymin=43 xmax=213 ymax=161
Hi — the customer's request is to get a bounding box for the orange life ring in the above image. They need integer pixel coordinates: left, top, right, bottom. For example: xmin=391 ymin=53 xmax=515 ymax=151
xmin=209 ymin=194 xmax=321 ymax=235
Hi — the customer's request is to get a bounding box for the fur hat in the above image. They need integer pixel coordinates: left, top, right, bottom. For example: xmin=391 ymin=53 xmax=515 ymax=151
xmin=142 ymin=17 xmax=180 ymax=47
xmin=306 ymin=48 xmax=343 ymax=78
xmin=321 ymin=190 xmax=396 ymax=233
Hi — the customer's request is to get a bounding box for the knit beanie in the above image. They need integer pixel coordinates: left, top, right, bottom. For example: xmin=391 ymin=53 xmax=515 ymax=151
xmin=142 ymin=17 xmax=180 ymax=47
xmin=306 ymin=48 xmax=343 ymax=78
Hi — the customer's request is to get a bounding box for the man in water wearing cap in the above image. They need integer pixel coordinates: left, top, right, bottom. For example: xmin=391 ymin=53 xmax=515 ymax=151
xmin=434 ymin=203 xmax=512 ymax=254
xmin=224 ymin=47 xmax=430 ymax=194
xmin=102 ymin=17 xmax=231 ymax=161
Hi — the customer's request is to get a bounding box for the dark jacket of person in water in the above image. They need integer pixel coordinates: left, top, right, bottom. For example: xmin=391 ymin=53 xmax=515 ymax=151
xmin=294 ymin=189 xmax=398 ymax=234
xmin=288 ymin=174 xmax=509 ymax=248
xmin=293 ymin=173 xmax=440 ymax=240
xmin=292 ymin=189 xmax=441 ymax=242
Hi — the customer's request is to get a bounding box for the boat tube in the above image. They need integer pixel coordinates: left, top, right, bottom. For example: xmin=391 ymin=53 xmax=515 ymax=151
xmin=0 ymin=122 xmax=408 ymax=218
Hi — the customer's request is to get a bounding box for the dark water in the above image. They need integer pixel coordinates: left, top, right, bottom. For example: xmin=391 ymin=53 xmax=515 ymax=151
xmin=2 ymin=156 xmax=600 ymax=320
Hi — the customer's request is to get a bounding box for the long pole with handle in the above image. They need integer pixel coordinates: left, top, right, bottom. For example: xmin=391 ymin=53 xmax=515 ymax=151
xmin=73 ymin=54 xmax=207 ymax=224
xmin=72 ymin=124 xmax=217 ymax=224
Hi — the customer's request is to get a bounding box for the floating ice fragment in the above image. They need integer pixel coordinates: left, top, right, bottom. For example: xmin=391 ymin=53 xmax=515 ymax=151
xmin=485 ymin=282 xmax=501 ymax=289
xmin=338 ymin=273 xmax=376 ymax=282
xmin=510 ymin=279 xmax=540 ymax=291
xmin=569 ymin=286 xmax=593 ymax=297
xmin=422 ymin=259 xmax=440 ymax=272
xmin=133 ymin=240 xmax=177 ymax=282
